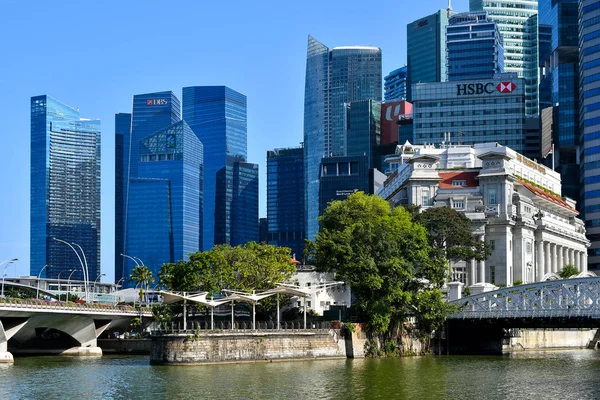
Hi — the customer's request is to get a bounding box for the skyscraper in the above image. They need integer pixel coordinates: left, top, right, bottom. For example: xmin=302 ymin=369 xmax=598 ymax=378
xmin=346 ymin=100 xmax=381 ymax=169
xmin=538 ymin=0 xmax=579 ymax=203
xmin=125 ymin=120 xmax=203 ymax=282
xmin=116 ymin=91 xmax=181 ymax=284
xmin=31 ymin=95 xmax=101 ymax=280
xmin=267 ymin=147 xmax=305 ymax=258
xmin=579 ymin=0 xmax=600 ymax=270
xmin=384 ymin=66 xmax=408 ymax=101
xmin=182 ymin=86 xmax=253 ymax=249
xmin=446 ymin=11 xmax=504 ymax=81
xmin=470 ymin=0 xmax=539 ymax=116
xmin=406 ymin=8 xmax=452 ymax=100
xmin=303 ymin=36 xmax=382 ymax=240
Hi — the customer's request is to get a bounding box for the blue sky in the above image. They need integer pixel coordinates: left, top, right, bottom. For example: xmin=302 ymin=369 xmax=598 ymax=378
xmin=0 ymin=0 xmax=469 ymax=281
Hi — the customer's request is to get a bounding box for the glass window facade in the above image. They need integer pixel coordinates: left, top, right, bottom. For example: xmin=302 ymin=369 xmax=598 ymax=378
xmin=318 ymin=156 xmax=370 ymax=216
xmin=267 ymin=147 xmax=305 ymax=258
xmin=412 ymin=77 xmax=526 ymax=152
xmin=446 ymin=11 xmax=504 ymax=81
xmin=303 ymin=36 xmax=382 ymax=241
xmin=470 ymin=0 xmax=539 ymax=116
xmin=384 ymin=66 xmax=407 ymax=101
xmin=346 ymin=100 xmax=381 ymax=169
xmin=114 ymin=113 xmax=131 ymax=283
xmin=580 ymin=0 xmax=600 ymax=269
xmin=30 ymin=95 xmax=101 ymax=281
xmin=182 ymin=86 xmax=250 ymax=250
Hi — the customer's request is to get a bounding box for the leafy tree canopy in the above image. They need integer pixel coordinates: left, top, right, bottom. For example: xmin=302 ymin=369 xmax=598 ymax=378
xmin=558 ymin=264 xmax=579 ymax=279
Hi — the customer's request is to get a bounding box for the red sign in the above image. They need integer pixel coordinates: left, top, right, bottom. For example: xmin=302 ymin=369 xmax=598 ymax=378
xmin=496 ymin=82 xmax=516 ymax=93
xmin=380 ymin=101 xmax=412 ymax=145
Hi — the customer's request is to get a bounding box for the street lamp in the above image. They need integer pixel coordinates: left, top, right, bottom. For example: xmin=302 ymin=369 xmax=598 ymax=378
xmin=66 ymin=270 xmax=77 ymax=302
xmin=36 ymin=264 xmax=50 ymax=299
xmin=0 ymin=258 xmax=18 ymax=298
xmin=93 ymin=273 xmax=106 ymax=293
xmin=57 ymin=269 xmax=72 ymax=302
xmin=53 ymin=238 xmax=89 ymax=303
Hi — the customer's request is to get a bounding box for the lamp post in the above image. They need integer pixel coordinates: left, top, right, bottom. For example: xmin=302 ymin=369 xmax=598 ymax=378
xmin=57 ymin=269 xmax=71 ymax=302
xmin=36 ymin=264 xmax=50 ymax=299
xmin=93 ymin=273 xmax=106 ymax=295
xmin=0 ymin=258 xmax=18 ymax=298
xmin=66 ymin=270 xmax=76 ymax=302
xmin=72 ymin=242 xmax=90 ymax=303
xmin=53 ymin=238 xmax=89 ymax=303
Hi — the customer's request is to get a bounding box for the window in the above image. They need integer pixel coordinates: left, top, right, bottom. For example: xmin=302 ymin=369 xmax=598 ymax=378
xmin=453 ymin=201 xmax=465 ymax=209
xmin=488 ymin=188 xmax=497 ymax=205
xmin=489 ymin=240 xmax=495 ymax=251
xmin=526 ymin=241 xmax=532 ymax=254
xmin=306 ymin=282 xmax=311 ymax=288
xmin=422 ymin=189 xmax=430 ymax=206
xmin=489 ymin=266 xmax=496 ymax=284
xmin=306 ymin=301 xmax=311 ymax=308
xmin=452 ymin=180 xmax=466 ymax=186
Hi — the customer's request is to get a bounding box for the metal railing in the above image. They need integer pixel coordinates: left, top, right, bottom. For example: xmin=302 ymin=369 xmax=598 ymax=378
xmin=0 ymin=298 xmax=150 ymax=316
xmin=152 ymin=320 xmax=333 ymax=335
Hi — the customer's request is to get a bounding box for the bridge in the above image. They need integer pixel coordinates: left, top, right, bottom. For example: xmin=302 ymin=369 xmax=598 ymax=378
xmin=446 ymin=277 xmax=600 ymax=353
xmin=0 ymin=299 xmax=151 ymax=363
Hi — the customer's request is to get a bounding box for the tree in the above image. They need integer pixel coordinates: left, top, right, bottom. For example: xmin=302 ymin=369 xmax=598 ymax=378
xmin=312 ymin=192 xmax=451 ymax=351
xmin=558 ymin=264 xmax=579 ymax=279
xmin=130 ymin=265 xmax=155 ymax=305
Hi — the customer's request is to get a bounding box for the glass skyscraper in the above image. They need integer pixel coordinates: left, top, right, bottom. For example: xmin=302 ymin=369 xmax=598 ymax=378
xmin=539 ymin=0 xmax=579 ymax=204
xmin=267 ymin=147 xmax=305 ymax=258
xmin=406 ymin=9 xmax=452 ymax=101
xmin=470 ymin=0 xmax=539 ymax=116
xmin=31 ymin=95 xmax=101 ymax=280
xmin=579 ymin=0 xmax=600 ymax=270
xmin=182 ymin=86 xmax=254 ymax=249
xmin=346 ymin=100 xmax=381 ymax=169
xmin=303 ymin=36 xmax=382 ymax=240
xmin=384 ymin=66 xmax=408 ymax=101
xmin=125 ymin=120 xmax=203 ymax=283
xmin=446 ymin=11 xmax=504 ymax=81
xmin=116 ymin=91 xmax=182 ymax=285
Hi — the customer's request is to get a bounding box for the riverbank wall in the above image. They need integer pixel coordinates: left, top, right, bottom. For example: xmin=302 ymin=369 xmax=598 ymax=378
xmin=150 ymin=330 xmax=347 ymax=365
xmin=98 ymin=339 xmax=151 ymax=354
xmin=504 ymin=329 xmax=598 ymax=352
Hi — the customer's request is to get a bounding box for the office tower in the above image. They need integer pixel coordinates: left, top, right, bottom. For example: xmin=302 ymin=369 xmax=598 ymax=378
xmin=384 ymin=66 xmax=408 ymax=101
xmin=470 ymin=0 xmax=539 ymax=116
xmin=125 ymin=120 xmax=203 ymax=282
xmin=580 ymin=0 xmax=600 ymax=270
xmin=116 ymin=91 xmax=181 ymax=284
xmin=267 ymin=147 xmax=305 ymax=258
xmin=346 ymin=100 xmax=381 ymax=169
xmin=231 ymin=161 xmax=259 ymax=246
xmin=381 ymin=100 xmax=413 ymax=145
xmin=539 ymin=0 xmax=579 ymax=203
xmin=183 ymin=86 xmax=252 ymax=249
xmin=412 ymin=76 xmax=527 ymax=152
xmin=259 ymin=217 xmax=268 ymax=243
xmin=446 ymin=11 xmax=504 ymax=81
xmin=303 ymin=36 xmax=382 ymax=240
xmin=406 ymin=8 xmax=452 ymax=100
xmin=31 ymin=95 xmax=101 ymax=280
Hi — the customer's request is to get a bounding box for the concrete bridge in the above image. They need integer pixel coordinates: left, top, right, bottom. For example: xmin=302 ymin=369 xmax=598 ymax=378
xmin=446 ymin=277 xmax=600 ymax=353
xmin=0 ymin=299 xmax=151 ymax=362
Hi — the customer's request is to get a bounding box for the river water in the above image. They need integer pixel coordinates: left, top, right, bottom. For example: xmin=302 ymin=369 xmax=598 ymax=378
xmin=1 ymin=350 xmax=599 ymax=399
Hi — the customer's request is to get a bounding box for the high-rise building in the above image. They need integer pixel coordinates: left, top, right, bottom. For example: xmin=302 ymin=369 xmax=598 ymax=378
xmin=470 ymin=0 xmax=539 ymax=116
xmin=267 ymin=147 xmax=305 ymax=258
xmin=115 ymin=91 xmax=181 ymax=284
xmin=384 ymin=66 xmax=408 ymax=101
xmin=579 ymin=0 xmax=600 ymax=270
xmin=231 ymin=161 xmax=259 ymax=246
xmin=446 ymin=11 xmax=504 ymax=81
xmin=303 ymin=36 xmax=382 ymax=240
xmin=406 ymin=8 xmax=452 ymax=100
xmin=125 ymin=120 xmax=203 ymax=283
xmin=31 ymin=95 xmax=101 ymax=280
xmin=183 ymin=86 xmax=251 ymax=249
xmin=346 ymin=100 xmax=381 ymax=169
xmin=538 ymin=0 xmax=579 ymax=204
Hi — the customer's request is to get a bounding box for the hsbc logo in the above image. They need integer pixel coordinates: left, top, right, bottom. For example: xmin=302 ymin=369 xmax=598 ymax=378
xmin=146 ymin=99 xmax=168 ymax=106
xmin=456 ymin=82 xmax=517 ymax=96
xmin=496 ymin=82 xmax=516 ymax=93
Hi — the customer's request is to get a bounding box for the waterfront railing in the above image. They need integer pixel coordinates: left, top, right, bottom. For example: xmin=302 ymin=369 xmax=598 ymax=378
xmin=0 ymin=298 xmax=149 ymax=315
xmin=152 ymin=320 xmax=334 ymax=335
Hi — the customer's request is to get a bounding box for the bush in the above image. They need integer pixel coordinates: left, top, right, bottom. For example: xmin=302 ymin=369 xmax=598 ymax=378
xmin=513 ymin=280 xmax=523 ymax=286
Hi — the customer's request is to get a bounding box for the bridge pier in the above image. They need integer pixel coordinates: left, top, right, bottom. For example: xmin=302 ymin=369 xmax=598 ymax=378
xmin=0 ymin=341 xmax=14 ymax=363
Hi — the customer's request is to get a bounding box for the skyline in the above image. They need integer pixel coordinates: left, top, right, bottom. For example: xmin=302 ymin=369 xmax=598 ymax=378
xmin=1 ymin=0 xmax=471 ymax=280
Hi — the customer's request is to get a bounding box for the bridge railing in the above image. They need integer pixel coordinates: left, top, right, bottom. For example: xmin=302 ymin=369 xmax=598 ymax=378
xmin=0 ymin=298 xmax=150 ymax=315
xmin=152 ymin=320 xmax=333 ymax=335
xmin=449 ymin=277 xmax=600 ymax=320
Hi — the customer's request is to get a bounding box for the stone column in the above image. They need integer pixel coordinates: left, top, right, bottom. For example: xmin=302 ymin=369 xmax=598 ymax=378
xmin=478 ymin=236 xmax=486 ymax=283
xmin=470 ymin=259 xmax=477 ymax=286
xmin=558 ymin=245 xmax=564 ymax=273
xmin=583 ymin=252 xmax=589 ymax=273
xmin=544 ymin=241 xmax=551 ymax=276
xmin=536 ymin=240 xmax=544 ymax=282
xmin=551 ymin=243 xmax=557 ymax=274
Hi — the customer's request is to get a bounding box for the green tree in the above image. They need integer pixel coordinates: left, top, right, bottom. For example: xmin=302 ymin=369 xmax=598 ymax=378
xmin=558 ymin=264 xmax=579 ymax=279
xmin=130 ymin=265 xmax=155 ymax=305
xmin=312 ymin=192 xmax=450 ymax=351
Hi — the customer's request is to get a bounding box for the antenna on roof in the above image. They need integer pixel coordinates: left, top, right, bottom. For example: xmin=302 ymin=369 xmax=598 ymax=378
xmin=447 ymin=0 xmax=452 ymax=17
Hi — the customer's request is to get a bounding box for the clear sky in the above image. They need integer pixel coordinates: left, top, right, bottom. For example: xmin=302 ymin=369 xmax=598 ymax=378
xmin=0 ymin=0 xmax=469 ymax=281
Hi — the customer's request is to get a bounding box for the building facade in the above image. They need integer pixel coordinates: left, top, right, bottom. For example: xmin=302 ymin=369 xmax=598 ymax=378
xmin=31 ymin=95 xmax=101 ymax=280
xmin=384 ymin=66 xmax=408 ymax=101
xmin=470 ymin=0 xmax=539 ymax=116
xmin=303 ymin=36 xmax=382 ymax=241
xmin=267 ymin=147 xmax=305 ymax=258
xmin=378 ymin=142 xmax=590 ymax=286
xmin=412 ymin=76 xmax=527 ymax=153
xmin=407 ymin=9 xmax=452 ymax=101
xmin=182 ymin=86 xmax=249 ymax=250
xmin=446 ymin=11 xmax=504 ymax=81
xmin=579 ymin=0 xmax=600 ymax=270
xmin=346 ymin=100 xmax=381 ymax=169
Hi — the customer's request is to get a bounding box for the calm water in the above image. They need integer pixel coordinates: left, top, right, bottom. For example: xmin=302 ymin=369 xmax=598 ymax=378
xmin=1 ymin=350 xmax=600 ymax=399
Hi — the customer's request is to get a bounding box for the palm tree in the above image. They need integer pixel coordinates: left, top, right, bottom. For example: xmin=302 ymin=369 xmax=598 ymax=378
xmin=130 ymin=265 xmax=155 ymax=306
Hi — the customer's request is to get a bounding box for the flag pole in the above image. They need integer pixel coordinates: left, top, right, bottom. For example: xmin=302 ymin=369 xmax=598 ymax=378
xmin=552 ymin=144 xmax=555 ymax=171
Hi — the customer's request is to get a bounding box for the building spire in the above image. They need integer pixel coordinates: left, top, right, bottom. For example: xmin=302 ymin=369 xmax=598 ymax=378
xmin=447 ymin=0 xmax=452 ymax=18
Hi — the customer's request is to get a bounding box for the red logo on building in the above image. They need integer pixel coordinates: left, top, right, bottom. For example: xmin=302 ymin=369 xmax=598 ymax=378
xmin=147 ymin=99 xmax=153 ymax=105
xmin=496 ymin=82 xmax=516 ymax=93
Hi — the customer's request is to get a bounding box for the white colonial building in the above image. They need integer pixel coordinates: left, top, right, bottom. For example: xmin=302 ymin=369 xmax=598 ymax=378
xmin=292 ymin=265 xmax=351 ymax=316
xmin=378 ymin=141 xmax=590 ymax=286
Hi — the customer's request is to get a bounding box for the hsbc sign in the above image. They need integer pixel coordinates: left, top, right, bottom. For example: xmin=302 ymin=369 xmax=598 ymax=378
xmin=456 ymin=82 xmax=516 ymax=96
